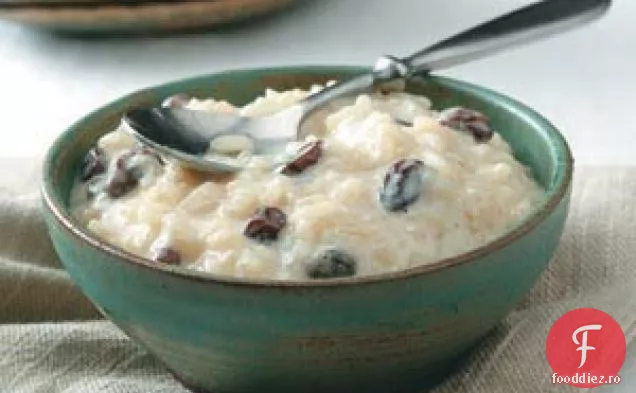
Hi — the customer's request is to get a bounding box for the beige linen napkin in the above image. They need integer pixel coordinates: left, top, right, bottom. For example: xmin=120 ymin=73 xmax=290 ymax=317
xmin=1 ymin=160 xmax=635 ymax=392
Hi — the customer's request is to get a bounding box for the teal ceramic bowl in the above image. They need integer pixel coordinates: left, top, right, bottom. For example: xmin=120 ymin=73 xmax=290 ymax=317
xmin=42 ymin=67 xmax=572 ymax=393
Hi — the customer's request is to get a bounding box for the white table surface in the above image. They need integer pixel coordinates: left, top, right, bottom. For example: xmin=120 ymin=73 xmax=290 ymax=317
xmin=0 ymin=0 xmax=633 ymax=389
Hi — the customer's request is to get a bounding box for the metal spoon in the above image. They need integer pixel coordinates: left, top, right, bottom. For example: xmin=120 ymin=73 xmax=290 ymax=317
xmin=124 ymin=0 xmax=611 ymax=173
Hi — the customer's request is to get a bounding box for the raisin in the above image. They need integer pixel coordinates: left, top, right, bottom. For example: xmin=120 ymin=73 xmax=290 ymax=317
xmin=80 ymin=147 xmax=107 ymax=181
xmin=162 ymin=93 xmax=191 ymax=109
xmin=105 ymin=157 xmax=138 ymax=198
xmin=244 ymin=207 xmax=287 ymax=242
xmin=306 ymin=249 xmax=356 ymax=279
xmin=439 ymin=107 xmax=494 ymax=143
xmin=152 ymin=247 xmax=181 ymax=265
xmin=280 ymin=140 xmax=322 ymax=175
xmin=379 ymin=159 xmax=425 ymax=212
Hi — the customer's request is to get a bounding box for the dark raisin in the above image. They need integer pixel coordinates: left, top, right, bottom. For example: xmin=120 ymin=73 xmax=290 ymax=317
xmin=465 ymin=121 xmax=494 ymax=143
xmin=80 ymin=147 xmax=107 ymax=181
xmin=104 ymin=146 xmax=165 ymax=198
xmin=379 ymin=159 xmax=425 ymax=212
xmin=162 ymin=93 xmax=191 ymax=109
xmin=152 ymin=247 xmax=181 ymax=265
xmin=306 ymin=249 xmax=356 ymax=279
xmin=280 ymin=140 xmax=322 ymax=175
xmin=244 ymin=207 xmax=287 ymax=242
xmin=106 ymin=158 xmax=138 ymax=198
xmin=439 ymin=107 xmax=494 ymax=143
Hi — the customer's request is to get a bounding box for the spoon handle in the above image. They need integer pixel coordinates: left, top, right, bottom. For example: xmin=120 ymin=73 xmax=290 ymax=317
xmin=302 ymin=0 xmax=611 ymax=115
xmin=405 ymin=0 xmax=611 ymax=72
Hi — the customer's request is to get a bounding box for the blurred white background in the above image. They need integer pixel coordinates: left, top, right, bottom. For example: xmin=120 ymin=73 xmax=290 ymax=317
xmin=0 ymin=0 xmax=632 ymax=166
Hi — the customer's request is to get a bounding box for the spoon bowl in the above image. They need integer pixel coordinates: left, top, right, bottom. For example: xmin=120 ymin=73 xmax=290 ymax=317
xmin=124 ymin=106 xmax=303 ymax=172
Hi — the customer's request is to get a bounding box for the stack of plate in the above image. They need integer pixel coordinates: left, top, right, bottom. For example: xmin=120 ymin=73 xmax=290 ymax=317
xmin=0 ymin=0 xmax=298 ymax=34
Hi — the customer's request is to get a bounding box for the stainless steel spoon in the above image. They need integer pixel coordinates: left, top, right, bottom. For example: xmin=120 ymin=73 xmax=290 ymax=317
xmin=124 ymin=0 xmax=611 ymax=173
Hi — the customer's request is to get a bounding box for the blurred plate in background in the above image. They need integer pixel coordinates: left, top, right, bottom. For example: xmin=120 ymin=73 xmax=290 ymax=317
xmin=0 ymin=0 xmax=298 ymax=34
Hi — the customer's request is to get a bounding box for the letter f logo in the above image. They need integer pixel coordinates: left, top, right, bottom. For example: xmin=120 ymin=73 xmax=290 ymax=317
xmin=572 ymin=324 xmax=603 ymax=368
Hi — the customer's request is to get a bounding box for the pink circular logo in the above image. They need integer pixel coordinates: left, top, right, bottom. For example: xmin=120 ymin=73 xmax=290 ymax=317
xmin=546 ymin=308 xmax=626 ymax=388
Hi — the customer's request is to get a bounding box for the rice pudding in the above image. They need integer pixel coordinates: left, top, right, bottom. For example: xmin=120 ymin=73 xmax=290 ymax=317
xmin=71 ymin=85 xmax=543 ymax=280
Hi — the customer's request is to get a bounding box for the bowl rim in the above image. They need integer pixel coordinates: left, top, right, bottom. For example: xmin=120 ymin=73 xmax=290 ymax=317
xmin=42 ymin=65 xmax=573 ymax=288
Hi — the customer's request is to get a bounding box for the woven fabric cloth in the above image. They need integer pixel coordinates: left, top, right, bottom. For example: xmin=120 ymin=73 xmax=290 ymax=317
xmin=1 ymin=162 xmax=634 ymax=392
